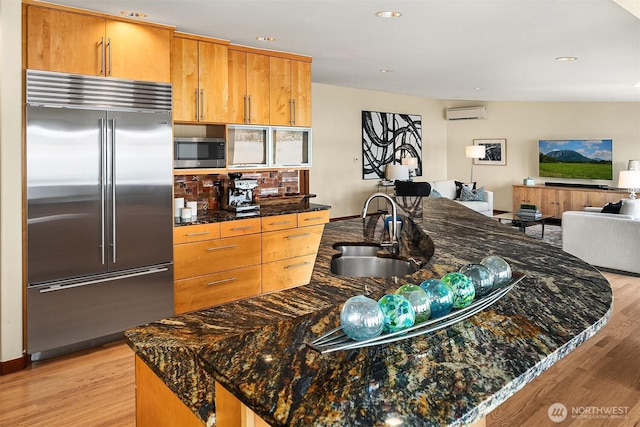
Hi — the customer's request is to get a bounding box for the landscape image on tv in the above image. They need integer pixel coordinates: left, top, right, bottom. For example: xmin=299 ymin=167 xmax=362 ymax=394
xmin=538 ymin=139 xmax=613 ymax=180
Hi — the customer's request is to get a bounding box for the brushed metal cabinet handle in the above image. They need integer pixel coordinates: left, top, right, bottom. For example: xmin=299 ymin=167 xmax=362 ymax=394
xmin=98 ymin=37 xmax=105 ymax=76
xmin=269 ymin=220 xmax=291 ymax=226
xmin=206 ymin=245 xmax=237 ymax=251
xmin=200 ymin=89 xmax=204 ymax=120
xmin=231 ymin=226 xmax=254 ymax=231
xmin=286 ymin=232 xmax=311 ymax=239
xmin=304 ymin=216 xmax=324 ymax=222
xmin=285 ymin=261 xmax=310 ymax=269
xmin=185 ymin=231 xmax=210 ymax=237
xmin=195 ymin=88 xmax=199 ymax=121
xmin=206 ymin=277 xmax=237 ymax=286
xmin=106 ymin=37 xmax=112 ymax=76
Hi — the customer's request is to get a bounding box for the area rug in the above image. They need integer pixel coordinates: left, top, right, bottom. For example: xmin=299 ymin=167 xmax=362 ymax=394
xmin=510 ymin=223 xmax=562 ymax=248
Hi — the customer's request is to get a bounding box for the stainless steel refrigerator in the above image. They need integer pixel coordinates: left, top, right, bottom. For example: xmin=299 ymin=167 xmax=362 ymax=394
xmin=25 ymin=70 xmax=174 ymax=360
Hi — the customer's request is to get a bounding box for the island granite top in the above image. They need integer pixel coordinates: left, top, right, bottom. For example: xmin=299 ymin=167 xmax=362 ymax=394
xmin=125 ymin=197 xmax=612 ymax=426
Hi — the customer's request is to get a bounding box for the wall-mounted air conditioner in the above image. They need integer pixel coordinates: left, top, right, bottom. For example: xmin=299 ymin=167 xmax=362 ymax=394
xmin=445 ymin=105 xmax=488 ymax=120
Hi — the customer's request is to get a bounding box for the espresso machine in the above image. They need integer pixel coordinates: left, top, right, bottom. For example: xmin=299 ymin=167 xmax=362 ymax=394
xmin=223 ymin=173 xmax=260 ymax=214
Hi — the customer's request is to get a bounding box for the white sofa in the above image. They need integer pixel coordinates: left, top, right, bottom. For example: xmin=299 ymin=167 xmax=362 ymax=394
xmin=427 ymin=179 xmax=493 ymax=217
xmin=562 ymin=200 xmax=640 ymax=275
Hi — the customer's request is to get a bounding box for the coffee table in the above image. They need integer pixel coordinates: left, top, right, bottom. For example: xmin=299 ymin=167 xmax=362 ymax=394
xmin=493 ymin=212 xmax=553 ymax=238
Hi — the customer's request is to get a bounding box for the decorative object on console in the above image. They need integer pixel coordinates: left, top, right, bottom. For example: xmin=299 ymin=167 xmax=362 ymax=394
xmin=465 ymin=144 xmax=485 ymax=181
xmin=618 ymin=170 xmax=640 ymax=199
xmin=361 ymin=110 xmax=422 ymax=180
xmin=627 ymin=159 xmax=639 ymax=171
xmin=523 ymin=177 xmax=535 ymax=186
xmin=401 ymin=157 xmax=418 ymax=179
xmin=473 ymin=138 xmax=506 ymax=166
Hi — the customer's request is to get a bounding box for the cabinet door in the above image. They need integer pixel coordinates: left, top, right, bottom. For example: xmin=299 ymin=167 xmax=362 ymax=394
xmin=227 ymin=49 xmax=247 ymax=124
xmin=269 ymin=57 xmax=292 ymax=126
xmin=174 ymin=265 xmax=261 ymax=314
xmin=261 ymin=254 xmax=316 ymax=293
xmin=199 ymin=41 xmax=229 ymax=123
xmin=291 ymin=60 xmax=312 ymax=127
xmin=246 ymin=53 xmax=271 ymax=124
xmin=261 ymin=224 xmax=324 ymax=263
xmin=539 ymin=188 xmax=559 ymax=217
xmin=26 ymin=6 xmax=105 ymax=76
xmin=171 ymin=37 xmax=199 ymax=122
xmin=105 ymin=20 xmax=171 ymax=82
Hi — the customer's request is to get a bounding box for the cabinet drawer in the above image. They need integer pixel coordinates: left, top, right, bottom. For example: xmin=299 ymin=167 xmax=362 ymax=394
xmin=297 ymin=210 xmax=329 ymax=227
xmin=261 ymin=254 xmax=316 ymax=293
xmin=174 ymin=234 xmax=261 ymax=280
xmin=261 ymin=214 xmax=297 ymax=232
xmin=173 ymin=223 xmax=221 ymax=244
xmin=261 ymin=224 xmax=324 ymax=263
xmin=174 ymin=265 xmax=261 ymax=314
xmin=220 ymin=218 xmax=261 ymax=237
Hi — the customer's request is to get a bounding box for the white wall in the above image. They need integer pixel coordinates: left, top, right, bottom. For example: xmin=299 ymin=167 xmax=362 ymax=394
xmin=0 ymin=0 xmax=25 ymax=363
xmin=310 ymin=83 xmax=448 ymax=218
xmin=446 ymin=101 xmax=640 ymax=211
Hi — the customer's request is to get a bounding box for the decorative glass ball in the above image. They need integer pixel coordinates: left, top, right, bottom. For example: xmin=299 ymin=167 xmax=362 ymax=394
xmin=441 ymin=272 xmax=475 ymax=309
xmin=480 ymin=255 xmax=512 ymax=288
xmin=395 ymin=284 xmax=431 ymax=323
xmin=459 ymin=264 xmax=494 ymax=298
xmin=420 ymin=279 xmax=454 ymax=318
xmin=340 ymin=295 xmax=385 ymax=341
xmin=378 ymin=294 xmax=416 ymax=333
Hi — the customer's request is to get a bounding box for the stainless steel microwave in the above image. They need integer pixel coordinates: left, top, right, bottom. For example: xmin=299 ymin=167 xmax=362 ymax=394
xmin=174 ymin=137 xmax=226 ymax=168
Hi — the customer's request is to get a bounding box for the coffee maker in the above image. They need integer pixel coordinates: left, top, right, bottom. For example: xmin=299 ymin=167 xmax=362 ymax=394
xmin=223 ymin=173 xmax=260 ymax=214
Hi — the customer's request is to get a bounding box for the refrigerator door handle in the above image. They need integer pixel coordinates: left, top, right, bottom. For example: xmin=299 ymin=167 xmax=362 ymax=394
xmin=109 ymin=118 xmax=117 ymax=264
xmin=37 ymin=267 xmax=170 ymax=293
xmin=100 ymin=118 xmax=107 ymax=265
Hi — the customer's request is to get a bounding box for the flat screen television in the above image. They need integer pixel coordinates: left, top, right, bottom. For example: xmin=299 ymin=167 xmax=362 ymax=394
xmin=538 ymin=139 xmax=613 ymax=180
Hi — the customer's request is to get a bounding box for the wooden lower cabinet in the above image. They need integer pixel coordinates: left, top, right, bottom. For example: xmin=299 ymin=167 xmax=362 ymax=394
xmin=261 ymin=253 xmax=317 ymax=293
xmin=135 ymin=355 xmax=269 ymax=427
xmin=174 ymin=234 xmax=261 ymax=280
xmin=174 ymin=266 xmax=261 ymax=314
xmin=512 ymin=185 xmax=627 ymax=219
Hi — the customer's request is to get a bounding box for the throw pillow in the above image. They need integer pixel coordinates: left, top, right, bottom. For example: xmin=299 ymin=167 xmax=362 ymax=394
xmin=601 ymin=201 xmax=622 ymax=214
xmin=454 ymin=180 xmax=476 ymax=199
xmin=429 ymin=188 xmax=442 ymax=198
xmin=619 ymin=199 xmax=640 ymax=218
xmin=460 ymin=186 xmax=486 ymax=202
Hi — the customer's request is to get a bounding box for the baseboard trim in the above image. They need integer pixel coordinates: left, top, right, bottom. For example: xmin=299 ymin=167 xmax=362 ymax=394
xmin=0 ymin=354 xmax=29 ymax=375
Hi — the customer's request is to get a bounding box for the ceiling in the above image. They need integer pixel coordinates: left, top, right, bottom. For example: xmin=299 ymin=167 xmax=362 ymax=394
xmin=49 ymin=0 xmax=640 ymax=102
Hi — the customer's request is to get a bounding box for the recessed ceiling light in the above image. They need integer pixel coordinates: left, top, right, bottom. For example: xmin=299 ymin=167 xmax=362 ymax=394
xmin=555 ymin=56 xmax=578 ymax=61
xmin=633 ymin=82 xmax=640 ymax=88
xmin=375 ymin=11 xmax=402 ymax=18
xmin=256 ymin=36 xmax=275 ymax=42
xmin=380 ymin=69 xmax=394 ymax=73
xmin=474 ymin=87 xmax=484 ymax=91
xmin=120 ymin=10 xmax=147 ymax=18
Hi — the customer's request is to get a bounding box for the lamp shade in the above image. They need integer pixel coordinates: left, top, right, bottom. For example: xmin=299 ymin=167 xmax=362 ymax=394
xmin=628 ymin=160 xmax=640 ymax=171
xmin=401 ymin=157 xmax=418 ymax=170
xmin=385 ymin=164 xmax=409 ymax=181
xmin=465 ymin=145 xmax=485 ymax=159
xmin=618 ymin=170 xmax=640 ymax=189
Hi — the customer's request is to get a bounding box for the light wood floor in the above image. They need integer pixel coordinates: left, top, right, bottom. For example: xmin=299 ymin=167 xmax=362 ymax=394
xmin=1 ymin=272 xmax=638 ymax=427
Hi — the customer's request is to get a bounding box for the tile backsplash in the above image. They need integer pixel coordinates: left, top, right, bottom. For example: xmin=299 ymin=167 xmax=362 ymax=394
xmin=174 ymin=170 xmax=300 ymax=212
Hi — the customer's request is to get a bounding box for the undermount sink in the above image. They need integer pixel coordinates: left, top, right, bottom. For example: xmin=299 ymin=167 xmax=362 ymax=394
xmin=330 ymin=243 xmax=418 ymax=278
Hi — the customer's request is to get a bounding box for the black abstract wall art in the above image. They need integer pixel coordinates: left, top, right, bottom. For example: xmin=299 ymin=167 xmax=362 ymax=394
xmin=362 ymin=111 xmax=422 ymax=180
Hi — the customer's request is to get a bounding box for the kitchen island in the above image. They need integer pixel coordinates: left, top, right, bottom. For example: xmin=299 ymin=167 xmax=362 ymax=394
xmin=125 ymin=197 xmax=612 ymax=426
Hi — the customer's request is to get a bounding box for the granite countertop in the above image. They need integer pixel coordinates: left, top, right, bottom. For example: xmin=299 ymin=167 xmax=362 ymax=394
xmin=175 ymin=202 xmax=331 ymax=226
xmin=125 ymin=197 xmax=612 ymax=426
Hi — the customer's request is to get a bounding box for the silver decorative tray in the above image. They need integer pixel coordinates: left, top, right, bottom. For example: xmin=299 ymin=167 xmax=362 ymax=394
xmin=309 ymin=272 xmax=525 ymax=354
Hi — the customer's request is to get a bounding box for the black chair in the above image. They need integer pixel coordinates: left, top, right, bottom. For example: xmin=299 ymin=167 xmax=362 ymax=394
xmin=394 ymin=180 xmax=431 ymax=196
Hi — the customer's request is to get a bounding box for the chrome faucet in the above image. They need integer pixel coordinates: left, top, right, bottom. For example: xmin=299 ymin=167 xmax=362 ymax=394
xmin=362 ymin=192 xmax=399 ymax=251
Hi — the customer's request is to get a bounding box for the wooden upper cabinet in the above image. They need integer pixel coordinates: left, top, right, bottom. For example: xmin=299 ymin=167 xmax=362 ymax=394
xmin=172 ymin=35 xmax=229 ymax=123
xmin=105 ymin=20 xmax=171 ymax=82
xmin=26 ymin=5 xmax=105 ymax=76
xmin=270 ymin=57 xmax=312 ymax=127
xmin=26 ymin=4 xmax=171 ymax=83
xmin=228 ymin=49 xmax=270 ymax=125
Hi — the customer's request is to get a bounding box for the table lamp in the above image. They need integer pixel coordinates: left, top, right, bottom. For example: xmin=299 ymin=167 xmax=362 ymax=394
xmin=618 ymin=170 xmax=640 ymax=199
xmin=385 ymin=164 xmax=409 ymax=182
xmin=401 ymin=157 xmax=418 ymax=179
xmin=465 ymin=145 xmax=485 ymax=182
xmin=628 ymin=159 xmax=640 ymax=171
